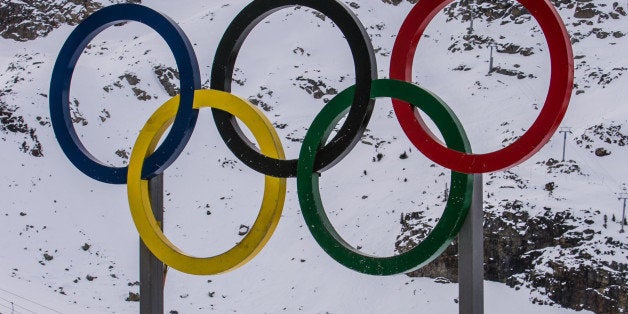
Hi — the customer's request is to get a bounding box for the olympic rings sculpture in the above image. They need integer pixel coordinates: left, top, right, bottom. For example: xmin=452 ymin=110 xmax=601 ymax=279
xmin=50 ymin=0 xmax=573 ymax=276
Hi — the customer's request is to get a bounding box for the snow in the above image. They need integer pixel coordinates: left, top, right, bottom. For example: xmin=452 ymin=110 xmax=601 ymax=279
xmin=1 ymin=0 xmax=626 ymax=312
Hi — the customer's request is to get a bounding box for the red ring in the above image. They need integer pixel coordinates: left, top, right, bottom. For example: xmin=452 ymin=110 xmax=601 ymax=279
xmin=390 ymin=0 xmax=573 ymax=174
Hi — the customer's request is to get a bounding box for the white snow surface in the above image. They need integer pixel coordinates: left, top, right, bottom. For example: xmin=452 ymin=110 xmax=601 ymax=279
xmin=1 ymin=0 xmax=627 ymax=313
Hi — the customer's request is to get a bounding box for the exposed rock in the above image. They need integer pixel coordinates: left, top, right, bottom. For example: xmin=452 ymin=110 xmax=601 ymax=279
xmin=153 ymin=65 xmax=180 ymax=97
xmin=380 ymin=0 xmax=418 ymax=6
xmin=0 ymin=0 xmax=102 ymax=41
xmin=125 ymin=291 xmax=140 ymax=302
xmin=499 ymin=43 xmax=534 ymax=56
xmin=544 ymin=182 xmax=555 ymax=194
xmin=238 ymin=225 xmax=250 ymax=236
xmin=119 ymin=73 xmax=140 ymax=86
xmin=247 ymin=86 xmax=274 ymax=112
xmin=115 ymin=149 xmax=129 ymax=160
xmin=1 ymin=55 xmax=44 ymax=157
xmin=490 ymin=66 xmax=537 ymax=79
xmin=0 ymin=1 xmax=143 ymax=42
xmin=536 ymin=159 xmax=584 ymax=175
xmin=0 ymin=100 xmax=43 ymax=157
xmin=293 ymin=76 xmax=338 ymax=103
xmin=131 ymin=87 xmax=151 ymax=101
xmin=576 ymin=123 xmax=628 ymax=155
xmin=524 ymin=261 xmax=628 ymax=313
xmin=594 ymin=147 xmax=611 ymax=157
xmin=43 ymin=252 xmax=54 ymax=261
xmin=396 ymin=205 xmax=627 ymax=313
xmin=574 ymin=3 xmax=599 ymax=19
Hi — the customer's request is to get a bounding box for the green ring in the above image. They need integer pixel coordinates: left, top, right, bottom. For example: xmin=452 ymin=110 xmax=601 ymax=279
xmin=297 ymin=79 xmax=474 ymax=275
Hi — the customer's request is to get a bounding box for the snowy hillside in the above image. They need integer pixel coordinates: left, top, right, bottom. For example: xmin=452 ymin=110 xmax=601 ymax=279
xmin=0 ymin=0 xmax=626 ymax=313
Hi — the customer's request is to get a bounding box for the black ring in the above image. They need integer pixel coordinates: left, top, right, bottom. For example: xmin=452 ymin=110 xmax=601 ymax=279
xmin=211 ymin=0 xmax=376 ymax=178
xmin=49 ymin=4 xmax=201 ymax=184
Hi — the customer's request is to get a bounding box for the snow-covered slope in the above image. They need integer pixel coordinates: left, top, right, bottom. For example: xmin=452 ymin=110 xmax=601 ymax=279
xmin=0 ymin=0 xmax=626 ymax=313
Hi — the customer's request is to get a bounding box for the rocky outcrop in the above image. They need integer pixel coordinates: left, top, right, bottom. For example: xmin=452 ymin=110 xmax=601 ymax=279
xmin=380 ymin=0 xmax=418 ymax=6
xmin=0 ymin=0 xmax=103 ymax=41
xmin=396 ymin=206 xmax=628 ymax=313
xmin=0 ymin=54 xmax=44 ymax=157
xmin=0 ymin=0 xmax=142 ymax=42
xmin=524 ymin=261 xmax=628 ymax=313
xmin=577 ymin=123 xmax=628 ymax=158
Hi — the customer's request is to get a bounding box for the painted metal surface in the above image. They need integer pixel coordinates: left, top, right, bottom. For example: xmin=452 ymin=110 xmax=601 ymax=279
xmin=297 ymin=79 xmax=474 ymax=275
xmin=390 ymin=0 xmax=574 ymax=174
xmin=49 ymin=4 xmax=200 ymax=184
xmin=127 ymin=90 xmax=286 ymax=275
xmin=211 ymin=0 xmax=377 ymax=178
xmin=139 ymin=175 xmax=165 ymax=314
xmin=458 ymin=174 xmax=484 ymax=314
xmin=47 ymin=0 xmax=573 ymax=303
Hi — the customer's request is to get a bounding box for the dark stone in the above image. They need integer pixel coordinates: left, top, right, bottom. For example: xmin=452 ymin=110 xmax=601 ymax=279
xmin=594 ymin=147 xmax=611 ymax=156
xmin=125 ymin=292 xmax=140 ymax=302
xmin=153 ymin=66 xmax=180 ymax=97
xmin=396 ymin=205 xmax=627 ymax=313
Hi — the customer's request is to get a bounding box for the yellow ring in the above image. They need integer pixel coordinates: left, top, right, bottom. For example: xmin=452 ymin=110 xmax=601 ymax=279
xmin=127 ymin=89 xmax=286 ymax=275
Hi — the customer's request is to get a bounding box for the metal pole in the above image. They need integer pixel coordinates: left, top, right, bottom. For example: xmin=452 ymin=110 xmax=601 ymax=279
xmin=459 ymin=174 xmax=484 ymax=314
xmin=488 ymin=46 xmax=493 ymax=74
xmin=620 ymin=197 xmax=626 ymax=234
xmin=561 ymin=131 xmax=567 ymax=161
xmin=468 ymin=4 xmax=474 ymax=34
xmin=140 ymin=174 xmax=164 ymax=314
xmin=559 ymin=128 xmax=572 ymax=162
xmin=470 ymin=13 xmax=474 ymax=32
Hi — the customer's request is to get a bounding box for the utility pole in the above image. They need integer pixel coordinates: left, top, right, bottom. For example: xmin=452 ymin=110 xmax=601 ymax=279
xmin=619 ymin=193 xmax=627 ymax=233
xmin=488 ymin=42 xmax=498 ymax=75
xmin=467 ymin=2 xmax=475 ymax=34
xmin=559 ymin=127 xmax=572 ymax=162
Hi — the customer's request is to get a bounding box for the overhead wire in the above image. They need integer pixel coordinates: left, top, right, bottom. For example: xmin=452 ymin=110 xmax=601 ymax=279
xmin=0 ymin=296 xmax=35 ymax=313
xmin=0 ymin=287 xmax=63 ymax=314
xmin=0 ymin=300 xmax=23 ymax=314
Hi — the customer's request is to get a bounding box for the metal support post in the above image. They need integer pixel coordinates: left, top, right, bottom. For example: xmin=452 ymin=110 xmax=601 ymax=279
xmin=488 ymin=43 xmax=497 ymax=75
xmin=619 ymin=195 xmax=627 ymax=234
xmin=559 ymin=127 xmax=572 ymax=162
xmin=469 ymin=13 xmax=474 ymax=33
xmin=140 ymin=174 xmax=164 ymax=314
xmin=467 ymin=4 xmax=475 ymax=34
xmin=459 ymin=174 xmax=484 ymax=314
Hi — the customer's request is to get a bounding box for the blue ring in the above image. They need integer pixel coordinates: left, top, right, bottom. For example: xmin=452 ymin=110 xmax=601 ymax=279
xmin=49 ymin=4 xmax=200 ymax=184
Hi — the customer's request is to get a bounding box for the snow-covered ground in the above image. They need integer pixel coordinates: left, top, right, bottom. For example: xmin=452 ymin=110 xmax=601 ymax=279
xmin=1 ymin=0 xmax=626 ymax=312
